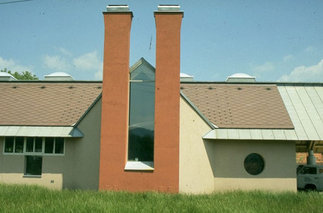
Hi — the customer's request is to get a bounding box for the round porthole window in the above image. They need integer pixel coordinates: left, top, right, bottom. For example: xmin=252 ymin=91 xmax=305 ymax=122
xmin=244 ymin=153 xmax=265 ymax=175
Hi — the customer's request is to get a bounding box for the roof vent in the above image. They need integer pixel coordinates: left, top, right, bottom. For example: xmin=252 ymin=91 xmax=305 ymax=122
xmin=157 ymin=5 xmax=181 ymax=12
xmin=106 ymin=5 xmax=129 ymax=12
xmin=0 ymin=72 xmax=17 ymax=81
xmin=180 ymin=73 xmax=194 ymax=82
xmin=44 ymin=72 xmax=74 ymax=81
xmin=226 ymin=73 xmax=256 ymax=82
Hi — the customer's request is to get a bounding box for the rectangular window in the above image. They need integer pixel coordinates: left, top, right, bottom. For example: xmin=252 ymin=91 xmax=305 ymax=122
xmin=3 ymin=137 xmax=64 ymax=155
xmin=44 ymin=138 xmax=64 ymax=154
xmin=15 ymin=137 xmax=24 ymax=153
xmin=25 ymin=156 xmax=42 ymax=176
xmin=4 ymin=137 xmax=14 ymax=153
xmin=55 ymin=138 xmax=64 ymax=154
xmin=300 ymin=167 xmax=317 ymax=175
xmin=26 ymin=138 xmax=34 ymax=152
xmin=35 ymin=138 xmax=42 ymax=152
xmin=128 ymin=81 xmax=155 ymax=162
xmin=45 ymin=137 xmax=54 ymax=153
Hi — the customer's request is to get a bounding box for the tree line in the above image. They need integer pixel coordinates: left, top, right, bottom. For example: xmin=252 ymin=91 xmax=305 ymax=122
xmin=0 ymin=68 xmax=38 ymax=80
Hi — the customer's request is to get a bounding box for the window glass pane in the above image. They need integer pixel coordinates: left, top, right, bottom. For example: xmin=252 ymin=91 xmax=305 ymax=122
xmin=15 ymin=137 xmax=24 ymax=153
xmin=26 ymin=138 xmax=34 ymax=152
xmin=300 ymin=167 xmax=317 ymax=174
xmin=35 ymin=138 xmax=42 ymax=152
xmin=55 ymin=138 xmax=64 ymax=154
xmin=45 ymin=138 xmax=54 ymax=153
xmin=297 ymin=165 xmax=304 ymax=174
xmin=4 ymin=137 xmax=14 ymax=153
xmin=130 ymin=64 xmax=155 ymax=81
xmin=128 ymin=81 xmax=154 ymax=161
xmin=244 ymin=153 xmax=265 ymax=175
xmin=25 ymin=156 xmax=42 ymax=176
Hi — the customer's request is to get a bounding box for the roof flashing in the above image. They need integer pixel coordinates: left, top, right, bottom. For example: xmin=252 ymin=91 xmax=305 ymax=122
xmin=106 ymin=5 xmax=130 ymax=12
xmin=157 ymin=5 xmax=181 ymax=12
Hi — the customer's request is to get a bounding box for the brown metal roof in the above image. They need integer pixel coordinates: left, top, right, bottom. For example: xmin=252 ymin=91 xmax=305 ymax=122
xmin=0 ymin=82 xmax=102 ymax=126
xmin=180 ymin=83 xmax=294 ymax=129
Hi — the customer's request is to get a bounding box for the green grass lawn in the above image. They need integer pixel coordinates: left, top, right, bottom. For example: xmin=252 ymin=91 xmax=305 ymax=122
xmin=0 ymin=184 xmax=322 ymax=213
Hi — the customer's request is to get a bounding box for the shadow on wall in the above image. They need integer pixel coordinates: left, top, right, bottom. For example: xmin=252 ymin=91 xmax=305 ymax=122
xmin=204 ymin=139 xmax=216 ymax=177
xmin=203 ymin=139 xmax=296 ymax=179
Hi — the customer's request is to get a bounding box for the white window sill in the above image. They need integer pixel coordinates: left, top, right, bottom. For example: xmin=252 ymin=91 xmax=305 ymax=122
xmin=23 ymin=175 xmax=41 ymax=178
xmin=124 ymin=161 xmax=154 ymax=171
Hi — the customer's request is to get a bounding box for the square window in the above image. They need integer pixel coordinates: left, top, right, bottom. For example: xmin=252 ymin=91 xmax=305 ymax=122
xmin=25 ymin=156 xmax=42 ymax=176
xmin=35 ymin=138 xmax=43 ymax=152
xmin=15 ymin=137 xmax=24 ymax=153
xmin=26 ymin=138 xmax=34 ymax=152
xmin=45 ymin=138 xmax=54 ymax=154
xmin=4 ymin=137 xmax=14 ymax=153
xmin=55 ymin=138 xmax=64 ymax=154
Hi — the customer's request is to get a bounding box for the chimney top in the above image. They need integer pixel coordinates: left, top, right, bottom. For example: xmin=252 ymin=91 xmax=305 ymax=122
xmin=157 ymin=5 xmax=182 ymax=12
xmin=106 ymin=5 xmax=130 ymax=12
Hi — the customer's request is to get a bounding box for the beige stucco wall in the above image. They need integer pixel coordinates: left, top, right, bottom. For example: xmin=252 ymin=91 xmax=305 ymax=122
xmin=0 ymin=173 xmax=62 ymax=190
xmin=179 ymin=97 xmax=297 ymax=193
xmin=212 ymin=140 xmax=297 ymax=192
xmin=0 ymin=98 xmax=101 ymax=190
xmin=179 ymin=97 xmax=214 ymax=194
xmin=0 ymin=145 xmax=65 ymax=189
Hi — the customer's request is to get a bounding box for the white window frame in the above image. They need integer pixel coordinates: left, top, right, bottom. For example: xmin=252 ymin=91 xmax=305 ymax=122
xmin=3 ymin=137 xmax=65 ymax=156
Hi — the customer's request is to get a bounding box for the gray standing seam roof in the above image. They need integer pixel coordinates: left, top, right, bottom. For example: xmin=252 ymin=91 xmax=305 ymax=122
xmin=278 ymin=85 xmax=323 ymax=141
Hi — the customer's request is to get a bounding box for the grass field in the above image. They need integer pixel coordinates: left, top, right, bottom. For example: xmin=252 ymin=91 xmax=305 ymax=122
xmin=0 ymin=184 xmax=322 ymax=213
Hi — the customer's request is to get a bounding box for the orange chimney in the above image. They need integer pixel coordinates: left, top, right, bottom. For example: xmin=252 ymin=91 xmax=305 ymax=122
xmin=99 ymin=5 xmax=133 ymax=190
xmin=99 ymin=5 xmax=183 ymax=193
xmin=153 ymin=5 xmax=184 ymax=192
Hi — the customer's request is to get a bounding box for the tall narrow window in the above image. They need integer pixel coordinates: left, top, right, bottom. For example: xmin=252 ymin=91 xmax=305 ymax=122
xmin=4 ymin=137 xmax=14 ymax=153
xmin=15 ymin=137 xmax=24 ymax=153
xmin=55 ymin=138 xmax=64 ymax=154
xmin=26 ymin=138 xmax=34 ymax=152
xmin=25 ymin=156 xmax=42 ymax=176
xmin=35 ymin=138 xmax=42 ymax=152
xmin=45 ymin=137 xmax=54 ymax=153
xmin=128 ymin=62 xmax=155 ymax=162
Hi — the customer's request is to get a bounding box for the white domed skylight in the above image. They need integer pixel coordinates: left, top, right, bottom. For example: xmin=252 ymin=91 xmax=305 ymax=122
xmin=180 ymin=73 xmax=194 ymax=82
xmin=0 ymin=72 xmax=17 ymax=81
xmin=226 ymin=73 xmax=256 ymax=82
xmin=44 ymin=72 xmax=74 ymax=81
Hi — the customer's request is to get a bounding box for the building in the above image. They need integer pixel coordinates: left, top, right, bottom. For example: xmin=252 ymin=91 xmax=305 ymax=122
xmin=1 ymin=5 xmax=322 ymax=193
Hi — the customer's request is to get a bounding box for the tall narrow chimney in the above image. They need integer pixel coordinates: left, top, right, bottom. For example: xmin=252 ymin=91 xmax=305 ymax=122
xmin=99 ymin=5 xmax=133 ymax=190
xmin=99 ymin=5 xmax=184 ymax=193
xmin=154 ymin=5 xmax=183 ymax=192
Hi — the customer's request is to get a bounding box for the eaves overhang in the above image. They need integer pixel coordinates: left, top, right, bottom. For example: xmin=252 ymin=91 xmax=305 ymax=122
xmin=0 ymin=126 xmax=83 ymax=138
xmin=203 ymin=128 xmax=298 ymax=141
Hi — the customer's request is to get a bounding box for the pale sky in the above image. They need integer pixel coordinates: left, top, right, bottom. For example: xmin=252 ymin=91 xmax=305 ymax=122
xmin=0 ymin=0 xmax=323 ymax=82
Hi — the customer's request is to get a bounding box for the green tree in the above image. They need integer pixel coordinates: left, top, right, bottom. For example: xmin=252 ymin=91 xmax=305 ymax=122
xmin=0 ymin=68 xmax=39 ymax=80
